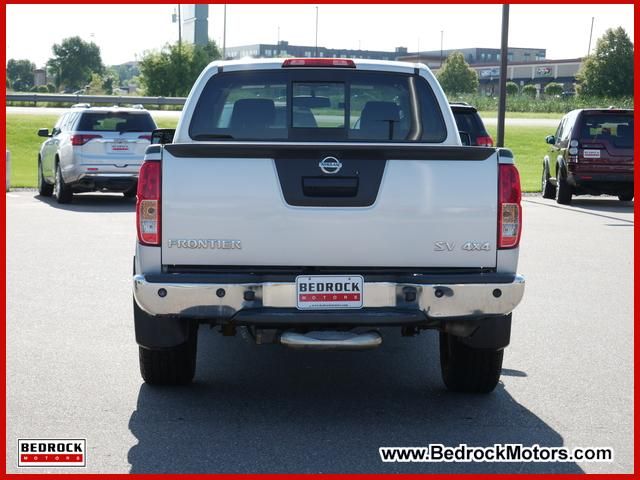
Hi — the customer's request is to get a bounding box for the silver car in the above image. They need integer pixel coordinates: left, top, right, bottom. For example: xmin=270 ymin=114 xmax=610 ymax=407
xmin=37 ymin=105 xmax=157 ymax=203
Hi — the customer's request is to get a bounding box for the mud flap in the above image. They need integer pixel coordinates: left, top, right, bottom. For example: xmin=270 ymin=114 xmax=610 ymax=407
xmin=134 ymin=298 xmax=195 ymax=349
xmin=458 ymin=313 xmax=512 ymax=350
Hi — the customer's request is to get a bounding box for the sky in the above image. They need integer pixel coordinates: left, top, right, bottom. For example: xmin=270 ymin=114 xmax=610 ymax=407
xmin=5 ymin=4 xmax=635 ymax=68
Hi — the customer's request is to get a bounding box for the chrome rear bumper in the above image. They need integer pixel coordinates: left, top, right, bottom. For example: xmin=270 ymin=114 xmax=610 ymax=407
xmin=133 ymin=273 xmax=525 ymax=321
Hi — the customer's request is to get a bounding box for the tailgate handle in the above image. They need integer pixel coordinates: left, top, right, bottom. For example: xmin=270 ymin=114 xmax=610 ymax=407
xmin=302 ymin=177 xmax=358 ymax=197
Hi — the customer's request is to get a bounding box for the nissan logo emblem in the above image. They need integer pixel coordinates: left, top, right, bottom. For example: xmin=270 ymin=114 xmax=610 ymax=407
xmin=319 ymin=156 xmax=342 ymax=174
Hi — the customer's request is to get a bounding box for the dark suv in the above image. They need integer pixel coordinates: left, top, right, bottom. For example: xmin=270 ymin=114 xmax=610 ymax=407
xmin=541 ymin=108 xmax=634 ymax=204
xmin=450 ymin=102 xmax=494 ymax=146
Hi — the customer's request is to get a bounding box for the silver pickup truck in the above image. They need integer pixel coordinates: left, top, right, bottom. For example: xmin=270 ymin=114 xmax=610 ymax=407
xmin=132 ymin=58 xmax=525 ymax=393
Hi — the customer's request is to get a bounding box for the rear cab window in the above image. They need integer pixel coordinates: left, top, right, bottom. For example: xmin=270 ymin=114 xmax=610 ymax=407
xmin=189 ymin=69 xmax=447 ymax=143
xmin=77 ymin=112 xmax=156 ymax=133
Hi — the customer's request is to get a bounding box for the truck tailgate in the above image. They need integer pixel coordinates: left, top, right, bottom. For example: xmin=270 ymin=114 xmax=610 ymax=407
xmin=160 ymin=144 xmax=499 ymax=268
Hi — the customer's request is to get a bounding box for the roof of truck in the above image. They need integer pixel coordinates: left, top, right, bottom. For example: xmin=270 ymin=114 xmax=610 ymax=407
xmin=205 ymin=57 xmax=428 ymax=75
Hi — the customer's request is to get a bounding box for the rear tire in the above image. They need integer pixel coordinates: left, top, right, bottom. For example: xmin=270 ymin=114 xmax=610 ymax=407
xmin=136 ymin=302 xmax=198 ymax=385
xmin=53 ymin=162 xmax=73 ymax=204
xmin=37 ymin=159 xmax=53 ymax=197
xmin=139 ymin=340 xmax=198 ymax=385
xmin=555 ymin=169 xmax=572 ymax=205
xmin=541 ymin=163 xmax=556 ymax=199
xmin=439 ymin=332 xmax=503 ymax=393
xmin=618 ymin=193 xmax=633 ymax=202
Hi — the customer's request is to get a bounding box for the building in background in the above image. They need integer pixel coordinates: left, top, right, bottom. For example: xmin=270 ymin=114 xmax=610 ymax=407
xmin=403 ymin=47 xmax=546 ymax=66
xmin=471 ymin=58 xmax=582 ymax=95
xmin=399 ymin=49 xmax=581 ymax=95
xmin=182 ymin=4 xmax=209 ymax=46
xmin=224 ymin=40 xmax=408 ymax=61
xmin=223 ymin=41 xmax=581 ymax=94
xmin=33 ymin=69 xmax=47 ymax=87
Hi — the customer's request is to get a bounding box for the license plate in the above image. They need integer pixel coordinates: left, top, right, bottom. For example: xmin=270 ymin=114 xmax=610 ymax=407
xmin=296 ymin=275 xmax=364 ymax=310
xmin=110 ymin=141 xmax=130 ymax=152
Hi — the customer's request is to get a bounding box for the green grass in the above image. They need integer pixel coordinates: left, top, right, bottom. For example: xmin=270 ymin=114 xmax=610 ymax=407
xmin=6 ymin=113 xmax=546 ymax=192
xmin=478 ymin=111 xmax=563 ymax=120
xmin=486 ymin=124 xmax=549 ymax=192
xmin=6 ymin=113 xmax=59 ymax=187
xmin=449 ymin=93 xmax=633 ymax=113
xmin=154 ymin=118 xmax=178 ymax=129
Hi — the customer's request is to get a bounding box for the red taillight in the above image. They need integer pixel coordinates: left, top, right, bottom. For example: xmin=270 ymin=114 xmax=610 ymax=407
xmin=282 ymin=58 xmax=356 ymax=68
xmin=136 ymin=161 xmax=161 ymax=246
xmin=70 ymin=134 xmax=102 ymax=146
xmin=498 ymin=164 xmax=522 ymax=249
xmin=138 ymin=135 xmax=152 ymax=141
xmin=476 ymin=135 xmax=494 ymax=147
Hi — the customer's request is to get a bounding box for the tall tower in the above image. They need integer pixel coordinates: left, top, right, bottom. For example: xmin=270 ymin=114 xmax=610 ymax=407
xmin=182 ymin=4 xmax=209 ymax=46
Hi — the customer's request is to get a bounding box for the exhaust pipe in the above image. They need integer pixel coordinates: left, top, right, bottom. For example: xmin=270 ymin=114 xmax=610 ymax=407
xmin=279 ymin=330 xmax=382 ymax=350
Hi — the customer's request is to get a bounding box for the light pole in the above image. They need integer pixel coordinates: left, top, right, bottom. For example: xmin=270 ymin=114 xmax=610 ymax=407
xmin=440 ymin=30 xmax=444 ymax=67
xmin=587 ymin=16 xmax=595 ymax=56
xmin=178 ymin=4 xmax=182 ymax=51
xmin=315 ymin=6 xmax=319 ymax=56
xmin=171 ymin=4 xmax=183 ymax=93
xmin=222 ymin=4 xmax=227 ymax=59
xmin=171 ymin=6 xmax=182 ymax=48
xmin=497 ymin=5 xmax=510 ymax=148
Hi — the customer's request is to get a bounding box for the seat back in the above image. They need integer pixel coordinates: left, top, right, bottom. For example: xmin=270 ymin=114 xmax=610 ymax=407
xmin=359 ymin=101 xmax=401 ymax=139
xmin=229 ymin=99 xmax=276 ymax=132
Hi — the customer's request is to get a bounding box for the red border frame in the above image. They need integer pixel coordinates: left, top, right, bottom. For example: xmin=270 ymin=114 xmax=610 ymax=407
xmin=2 ymin=1 xmax=637 ymax=478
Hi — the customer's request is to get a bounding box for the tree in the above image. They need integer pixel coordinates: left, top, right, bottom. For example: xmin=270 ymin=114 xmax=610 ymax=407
xmin=6 ymin=58 xmax=35 ymax=91
xmin=112 ymin=62 xmax=140 ymax=85
xmin=543 ymin=82 xmax=564 ymax=96
xmin=101 ymin=67 xmax=119 ymax=95
xmin=521 ymin=84 xmax=537 ymax=98
xmin=193 ymin=41 xmax=222 ymax=71
xmin=140 ymin=40 xmax=221 ymax=96
xmin=102 ymin=74 xmax=117 ymax=95
xmin=577 ymin=27 xmax=633 ymax=97
xmin=85 ymin=73 xmax=104 ymax=94
xmin=505 ymin=81 xmax=519 ymax=96
xmin=436 ymin=52 xmax=479 ymax=95
xmin=47 ymin=36 xmax=104 ymax=91
xmin=30 ymin=85 xmax=49 ymax=93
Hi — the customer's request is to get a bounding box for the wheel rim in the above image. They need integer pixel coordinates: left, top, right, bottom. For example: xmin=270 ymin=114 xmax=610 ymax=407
xmin=541 ymin=168 xmax=547 ymax=192
xmin=38 ymin=162 xmax=42 ymax=188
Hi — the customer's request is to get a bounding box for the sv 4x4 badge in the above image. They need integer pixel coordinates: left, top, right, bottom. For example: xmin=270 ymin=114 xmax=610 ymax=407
xmin=434 ymin=241 xmax=492 ymax=252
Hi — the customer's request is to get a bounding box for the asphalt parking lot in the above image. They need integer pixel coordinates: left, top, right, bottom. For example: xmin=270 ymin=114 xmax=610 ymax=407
xmin=6 ymin=191 xmax=634 ymax=473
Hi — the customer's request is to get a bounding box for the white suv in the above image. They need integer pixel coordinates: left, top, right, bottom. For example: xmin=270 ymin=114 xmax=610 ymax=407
xmin=37 ymin=105 xmax=157 ymax=203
